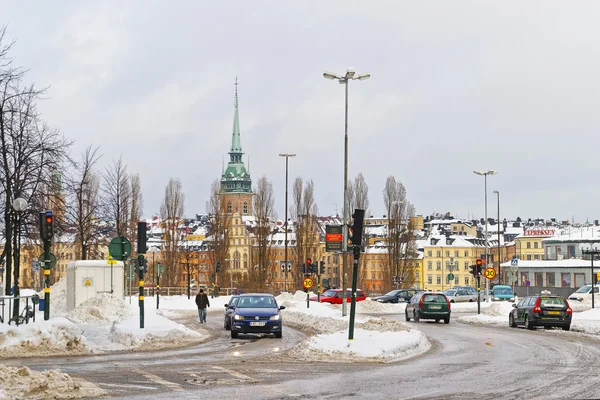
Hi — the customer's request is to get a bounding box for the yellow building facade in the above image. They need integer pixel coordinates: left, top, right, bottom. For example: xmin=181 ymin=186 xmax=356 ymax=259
xmin=514 ymin=228 xmax=557 ymax=261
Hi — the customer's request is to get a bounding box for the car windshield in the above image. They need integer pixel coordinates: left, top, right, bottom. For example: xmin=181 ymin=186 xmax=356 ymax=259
xmin=236 ymin=296 xmax=277 ymax=308
xmin=230 ymin=297 xmax=239 ymax=306
xmin=384 ymin=290 xmax=401 ymax=296
xmin=575 ymin=285 xmax=592 ymax=293
xmin=322 ymin=290 xmax=338 ymax=297
xmin=445 ymin=290 xmax=457 ymax=296
xmin=540 ymin=298 xmax=567 ymax=307
xmin=424 ymin=294 xmax=446 ymax=302
xmin=494 ymin=288 xmax=513 ymax=295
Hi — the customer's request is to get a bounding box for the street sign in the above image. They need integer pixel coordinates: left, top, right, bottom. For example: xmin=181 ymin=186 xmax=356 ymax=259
xmin=325 ymin=225 xmax=343 ymax=252
xmin=597 ymin=272 xmax=600 ymax=283
xmin=32 ymin=259 xmax=40 ymax=272
xmin=526 ymin=280 xmax=531 ymax=287
xmin=107 ymin=256 xmax=117 ymax=265
xmin=157 ymin=263 xmax=165 ymax=275
xmin=484 ymin=268 xmax=496 ymax=280
xmin=38 ymin=253 xmax=57 ymax=270
xmin=303 ymin=277 xmax=314 ymax=290
xmin=447 ymin=273 xmax=455 ymax=281
xmin=108 ymin=236 xmax=132 ymax=261
xmin=511 ymin=258 xmax=519 ymax=267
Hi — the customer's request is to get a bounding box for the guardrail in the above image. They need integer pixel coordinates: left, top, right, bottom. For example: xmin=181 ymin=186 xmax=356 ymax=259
xmin=0 ymin=294 xmax=39 ymax=326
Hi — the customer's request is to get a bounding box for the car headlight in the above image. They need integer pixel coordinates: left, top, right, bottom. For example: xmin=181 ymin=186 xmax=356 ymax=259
xmin=494 ymin=297 xmax=501 ymax=301
xmin=377 ymin=299 xmax=384 ymax=302
xmin=270 ymin=315 xmax=281 ymax=320
xmin=233 ymin=315 xmax=244 ymax=320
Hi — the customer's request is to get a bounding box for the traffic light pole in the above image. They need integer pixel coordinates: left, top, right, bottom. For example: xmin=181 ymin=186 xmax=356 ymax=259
xmin=348 ymin=245 xmax=360 ymax=340
xmin=477 ymin=275 xmax=481 ymax=315
xmin=138 ymin=254 xmax=145 ymax=328
xmin=317 ymin=273 xmax=321 ymax=302
xmin=43 ymin=238 xmax=51 ymax=321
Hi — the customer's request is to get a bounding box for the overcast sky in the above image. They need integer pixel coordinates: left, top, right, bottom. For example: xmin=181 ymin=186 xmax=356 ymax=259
xmin=3 ymin=1 xmax=600 ymax=223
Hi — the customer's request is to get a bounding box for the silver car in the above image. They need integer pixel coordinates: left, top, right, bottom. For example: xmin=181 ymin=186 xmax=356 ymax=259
xmin=444 ymin=289 xmax=477 ymax=303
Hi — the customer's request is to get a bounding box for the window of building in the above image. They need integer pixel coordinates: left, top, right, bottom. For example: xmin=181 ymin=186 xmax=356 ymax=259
xmin=527 ymin=255 xmax=532 ymax=260
xmin=534 ymin=255 xmax=539 ymax=260
xmin=527 ymin=242 xmax=531 ymax=249
xmin=427 ymin=275 xmax=433 ymax=284
xmin=243 ymin=201 xmax=248 ymax=214
xmin=454 ymin=251 xmax=459 ymax=257
xmin=436 ymin=261 xmax=441 ymax=270
xmin=464 ymin=250 xmax=469 ymax=257
xmin=546 ymin=273 xmax=555 ymax=287
xmin=436 ymin=276 xmax=441 ymax=284
xmin=227 ymin=202 xmax=232 ymax=213
xmin=534 ymin=242 xmax=538 ymax=249
xmin=371 ymin=272 xmax=375 ymax=279
xmin=428 ymin=250 xmax=432 ymax=257
xmin=427 ymin=261 xmax=432 ymax=270
xmin=416 ymin=271 xmax=420 ymax=279
xmin=446 ymin=251 xmax=450 ymax=257
xmin=436 ymin=251 xmax=441 ymax=257
xmin=464 ymin=277 xmax=469 ymax=285
xmin=561 ymin=273 xmax=571 ymax=287
xmin=464 ymin=261 xmax=469 ymax=270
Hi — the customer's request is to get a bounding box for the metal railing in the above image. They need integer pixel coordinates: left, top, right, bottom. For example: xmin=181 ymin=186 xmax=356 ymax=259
xmin=0 ymin=294 xmax=39 ymax=326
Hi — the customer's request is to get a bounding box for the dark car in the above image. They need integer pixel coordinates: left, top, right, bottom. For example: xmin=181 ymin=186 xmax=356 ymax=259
xmin=230 ymin=294 xmax=285 ymax=339
xmin=223 ymin=295 xmax=240 ymax=330
xmin=405 ymin=292 xmax=451 ymax=324
xmin=509 ymin=294 xmax=572 ymax=331
xmin=372 ymin=289 xmax=419 ymax=303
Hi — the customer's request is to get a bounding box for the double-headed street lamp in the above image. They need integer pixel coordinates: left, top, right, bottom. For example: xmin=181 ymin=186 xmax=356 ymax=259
xmin=323 ymin=68 xmax=370 ymax=317
xmin=473 ymin=170 xmax=497 ymax=300
xmin=279 ymin=153 xmax=296 ymax=292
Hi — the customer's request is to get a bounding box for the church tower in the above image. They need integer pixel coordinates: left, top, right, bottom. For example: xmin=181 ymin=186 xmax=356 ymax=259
xmin=220 ymin=78 xmax=253 ymax=216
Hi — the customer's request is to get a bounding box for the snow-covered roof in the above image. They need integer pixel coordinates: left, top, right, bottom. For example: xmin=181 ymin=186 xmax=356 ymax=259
xmin=542 ymin=226 xmax=600 ymax=243
xmin=500 ymin=259 xmax=597 ymax=268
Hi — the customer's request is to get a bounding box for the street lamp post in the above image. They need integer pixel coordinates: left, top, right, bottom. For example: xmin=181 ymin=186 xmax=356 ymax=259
xmin=473 ymin=170 xmax=497 ymax=301
xmin=279 ymin=153 xmax=296 ymax=292
xmin=12 ymin=197 xmax=28 ymax=320
xmin=493 ymin=190 xmax=501 ymax=285
xmin=580 ymin=243 xmax=600 ymax=309
xmin=323 ymin=67 xmax=370 ymax=316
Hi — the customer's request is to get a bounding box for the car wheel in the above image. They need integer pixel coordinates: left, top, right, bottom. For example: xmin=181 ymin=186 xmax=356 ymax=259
xmin=450 ymin=300 xmax=455 ymax=303
xmin=562 ymin=325 xmax=571 ymax=331
xmin=524 ymin=315 xmax=534 ymax=330
xmin=414 ymin=310 xmax=420 ymax=322
xmin=231 ymin=330 xmax=238 ymax=339
xmin=468 ymin=299 xmax=473 ymax=302
xmin=405 ymin=311 xmax=410 ymax=322
xmin=509 ymin=313 xmax=517 ymax=328
xmin=443 ymin=317 xmax=450 ymax=324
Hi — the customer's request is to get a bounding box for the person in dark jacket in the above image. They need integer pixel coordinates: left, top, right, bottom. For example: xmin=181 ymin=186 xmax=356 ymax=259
xmin=195 ymin=289 xmax=210 ymax=323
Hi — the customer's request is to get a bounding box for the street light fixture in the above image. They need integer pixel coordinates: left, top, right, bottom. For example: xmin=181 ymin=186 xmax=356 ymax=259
xmin=279 ymin=153 xmax=296 ymax=292
xmin=473 ymin=170 xmax=497 ymax=301
xmin=12 ymin=196 xmax=28 ymax=320
xmin=323 ymin=67 xmax=370 ymax=316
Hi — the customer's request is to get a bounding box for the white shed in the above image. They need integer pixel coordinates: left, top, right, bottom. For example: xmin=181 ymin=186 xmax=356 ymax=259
xmin=66 ymin=260 xmax=125 ymax=312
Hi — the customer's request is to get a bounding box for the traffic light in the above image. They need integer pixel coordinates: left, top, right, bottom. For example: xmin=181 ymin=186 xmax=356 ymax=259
xmin=216 ymin=261 xmax=221 ymax=273
xmin=312 ymin=263 xmax=318 ymax=274
xmin=137 ymin=221 xmax=148 ymax=254
xmin=476 ymin=258 xmax=483 ymax=275
xmin=319 ymin=261 xmax=325 ymax=275
xmin=469 ymin=265 xmax=477 ymax=277
xmin=301 ymin=263 xmax=306 ymax=274
xmin=306 ymin=258 xmax=312 ymax=266
xmin=349 ymin=209 xmax=365 ymax=246
xmin=40 ymin=210 xmax=54 ymax=241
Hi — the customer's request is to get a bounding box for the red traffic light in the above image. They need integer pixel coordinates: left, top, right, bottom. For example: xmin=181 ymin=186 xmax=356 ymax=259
xmin=306 ymin=258 xmax=312 ymax=265
xmin=46 ymin=217 xmax=53 ymax=223
xmin=476 ymin=259 xmax=483 ymax=266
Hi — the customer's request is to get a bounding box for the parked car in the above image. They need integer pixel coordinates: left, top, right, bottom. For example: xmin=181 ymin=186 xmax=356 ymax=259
xmin=508 ymin=294 xmax=572 ymax=331
xmin=230 ymin=294 xmax=285 ymax=339
xmin=223 ymin=295 xmax=240 ymax=330
xmin=309 ymin=289 xmax=366 ymax=304
xmin=372 ymin=289 xmax=419 ymax=303
xmin=568 ymin=284 xmax=600 ymax=302
xmin=452 ymin=286 xmax=477 ymax=295
xmin=405 ymin=292 xmax=451 ymax=324
xmin=444 ymin=289 xmax=476 ymax=303
xmin=491 ymin=285 xmax=516 ymax=302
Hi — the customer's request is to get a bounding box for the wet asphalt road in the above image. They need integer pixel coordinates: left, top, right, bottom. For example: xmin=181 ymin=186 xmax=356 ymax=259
xmin=11 ymin=310 xmax=600 ymax=400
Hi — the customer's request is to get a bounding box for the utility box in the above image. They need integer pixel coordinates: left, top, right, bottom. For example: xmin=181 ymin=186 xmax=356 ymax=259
xmin=66 ymin=260 xmax=125 ymax=312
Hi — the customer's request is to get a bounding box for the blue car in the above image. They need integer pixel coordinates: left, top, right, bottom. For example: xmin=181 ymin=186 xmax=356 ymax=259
xmin=230 ymin=294 xmax=285 ymax=339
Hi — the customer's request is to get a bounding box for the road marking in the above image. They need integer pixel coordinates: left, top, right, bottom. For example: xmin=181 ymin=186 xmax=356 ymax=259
xmin=508 ymin=340 xmax=528 ymax=349
xmin=212 ymin=365 xmax=259 ymax=382
xmin=399 ymin=391 xmax=440 ymax=400
xmin=97 ymin=383 xmax=157 ymax=390
xmin=135 ymin=369 xmax=184 ymax=392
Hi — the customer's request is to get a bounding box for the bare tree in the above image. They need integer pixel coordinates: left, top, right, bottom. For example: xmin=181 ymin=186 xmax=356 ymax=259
xmin=292 ymin=178 xmax=319 ymax=289
xmin=103 ymin=156 xmax=131 ymax=237
xmin=352 ymin=173 xmax=370 ymax=290
xmin=249 ymin=175 xmax=276 ymax=291
xmin=129 ymin=173 xmax=143 ymax=249
xmin=0 ymin=27 xmax=72 ymax=298
xmin=64 ymin=145 xmax=102 ymax=260
xmin=382 ymin=176 xmax=416 ymax=291
xmin=206 ymin=179 xmax=231 ymax=289
xmin=160 ymin=178 xmax=185 ymax=287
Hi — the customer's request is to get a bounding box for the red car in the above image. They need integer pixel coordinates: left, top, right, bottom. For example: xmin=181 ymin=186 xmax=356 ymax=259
xmin=309 ymin=289 xmax=366 ymax=304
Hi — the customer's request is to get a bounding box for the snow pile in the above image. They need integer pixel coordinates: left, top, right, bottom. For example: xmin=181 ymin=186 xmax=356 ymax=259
xmin=0 ymin=365 xmax=104 ymax=399
xmin=352 ymin=299 xmax=406 ymax=314
xmin=0 ymin=318 xmax=90 ymax=358
xmin=67 ymin=293 xmax=135 ymax=323
xmin=571 ymin=307 xmax=600 ymax=334
xmin=279 ymin=292 xmax=430 ymax=362
xmin=41 ymin=278 xmax=68 ymax=318
xmin=568 ymin=301 xmax=591 ymax=312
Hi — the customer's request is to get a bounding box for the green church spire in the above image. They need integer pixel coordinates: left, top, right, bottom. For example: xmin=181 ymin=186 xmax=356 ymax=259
xmin=231 ymin=77 xmax=242 ymax=154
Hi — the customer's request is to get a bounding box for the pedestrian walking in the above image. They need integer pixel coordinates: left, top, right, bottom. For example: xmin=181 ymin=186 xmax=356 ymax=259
xmin=195 ymin=288 xmax=210 ymax=323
